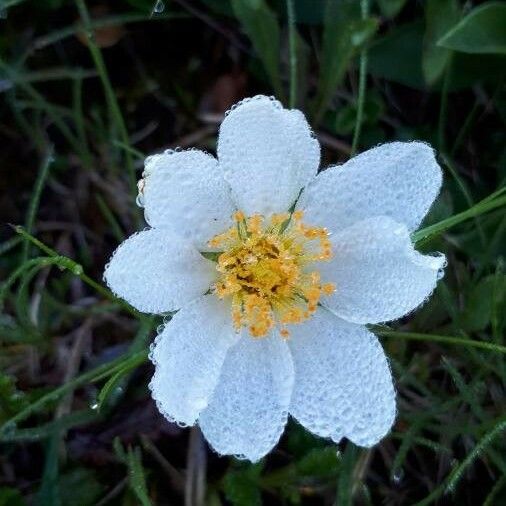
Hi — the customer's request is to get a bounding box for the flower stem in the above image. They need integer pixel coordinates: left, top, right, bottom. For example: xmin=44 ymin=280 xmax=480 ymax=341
xmin=376 ymin=329 xmax=506 ymax=355
xmin=350 ymin=0 xmax=369 ymax=156
xmin=286 ymin=0 xmax=297 ymax=108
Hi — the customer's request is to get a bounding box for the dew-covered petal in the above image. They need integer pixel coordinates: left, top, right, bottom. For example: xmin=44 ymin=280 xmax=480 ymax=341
xmin=149 ymin=296 xmax=240 ymax=426
xmin=299 ymin=141 xmax=442 ymax=232
xmin=104 ymin=229 xmax=216 ymax=313
xmin=142 ymin=150 xmax=235 ymax=248
xmin=199 ymin=334 xmax=294 ymax=462
xmin=289 ymin=309 xmax=396 ymax=447
xmin=218 ymin=95 xmax=320 ymax=216
xmin=320 ymin=216 xmax=446 ymax=324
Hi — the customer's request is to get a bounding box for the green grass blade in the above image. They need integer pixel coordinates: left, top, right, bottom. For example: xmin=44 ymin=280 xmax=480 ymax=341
xmin=0 ymin=349 xmax=148 ymax=435
xmin=376 ymin=329 xmax=506 ymax=354
xmin=413 ymin=191 xmax=506 ymax=244
xmin=21 ymin=146 xmax=53 ymax=263
xmin=445 ymin=417 xmax=506 ymax=493
xmin=74 ymin=0 xmax=138 ymax=202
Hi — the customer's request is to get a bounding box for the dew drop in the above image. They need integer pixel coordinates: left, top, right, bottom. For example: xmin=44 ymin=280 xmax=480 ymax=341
xmin=0 ymin=79 xmax=13 ymax=92
xmin=90 ymin=402 xmax=98 ymax=410
xmin=2 ymin=421 xmax=17 ymax=436
xmin=72 ymin=264 xmax=84 ymax=276
xmin=152 ymin=0 xmax=165 ymax=15
xmin=136 ymin=194 xmax=145 ymax=208
xmin=392 ymin=468 xmax=404 ymax=484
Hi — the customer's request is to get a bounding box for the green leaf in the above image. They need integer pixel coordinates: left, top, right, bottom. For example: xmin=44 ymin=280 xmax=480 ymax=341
xmin=377 ymin=0 xmax=407 ymax=18
xmin=36 ymin=432 xmax=61 ymax=506
xmin=0 ymin=487 xmax=26 ymax=506
xmin=438 ymin=2 xmax=506 ymax=55
xmin=336 ymin=445 xmax=359 ymax=506
xmin=461 ymin=274 xmax=506 ymax=332
xmin=368 ymin=22 xmax=425 ymax=89
xmin=422 ymin=0 xmax=460 ymax=85
xmin=223 ymin=463 xmax=263 ymax=506
xmin=295 ymin=447 xmax=341 ymax=478
xmin=0 ymin=374 xmax=28 ymax=423
xmin=231 ymin=0 xmax=283 ymax=98
xmin=334 ymin=92 xmax=385 ymax=135
xmin=96 ymin=351 xmax=146 ymax=410
xmin=314 ymin=0 xmax=378 ymax=120
xmin=59 ymin=469 xmax=104 ymax=506
xmin=127 ymin=447 xmax=153 ymax=506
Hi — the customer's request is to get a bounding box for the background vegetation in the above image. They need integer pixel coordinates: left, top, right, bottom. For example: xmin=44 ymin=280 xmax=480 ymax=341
xmin=1 ymin=0 xmax=505 ymax=504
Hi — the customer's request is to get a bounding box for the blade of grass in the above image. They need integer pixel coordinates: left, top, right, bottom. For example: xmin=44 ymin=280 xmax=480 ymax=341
xmin=31 ymin=12 xmax=187 ymax=52
xmin=483 ymin=473 xmax=506 ymax=506
xmin=21 ymin=146 xmax=54 ymax=263
xmin=0 ymin=348 xmax=148 ymax=435
xmin=127 ymin=446 xmax=153 ymax=506
xmin=412 ymin=190 xmax=506 ymax=245
xmin=74 ymin=0 xmax=138 ymax=203
xmin=231 ymin=0 xmax=284 ymax=100
xmin=0 ymin=67 xmax=96 ymax=92
xmin=1 ymin=410 xmax=98 ymax=443
xmin=36 ymin=430 xmax=61 ymax=506
xmin=445 ymin=416 xmax=506 ymax=492
xmin=376 ymin=329 xmax=506 ymax=354
xmin=0 ymin=236 xmax=22 ymax=256
xmin=11 ymin=225 xmax=140 ymax=318
xmin=440 ymin=153 xmax=486 ymax=246
xmin=95 ymin=194 xmax=125 ymax=243
xmin=0 ymin=59 xmax=86 ymax=159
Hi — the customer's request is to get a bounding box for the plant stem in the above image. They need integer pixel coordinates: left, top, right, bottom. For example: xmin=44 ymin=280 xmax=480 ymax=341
xmin=21 ymin=146 xmax=53 ymax=263
xmin=12 ymin=225 xmax=140 ymax=318
xmin=412 ymin=190 xmax=506 ymax=245
xmin=350 ymin=0 xmax=369 ymax=156
xmin=286 ymin=0 xmax=297 ymax=108
xmin=377 ymin=330 xmax=506 ymax=355
xmin=0 ymin=349 xmax=148 ymax=436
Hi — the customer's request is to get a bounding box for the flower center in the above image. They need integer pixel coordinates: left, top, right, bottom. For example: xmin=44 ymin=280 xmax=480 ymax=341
xmin=207 ymin=210 xmax=335 ymax=339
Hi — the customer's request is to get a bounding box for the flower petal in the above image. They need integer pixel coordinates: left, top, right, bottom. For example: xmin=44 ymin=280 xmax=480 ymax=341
xmin=142 ymin=150 xmax=235 ymax=248
xmin=299 ymin=142 xmax=442 ymax=232
xmin=104 ymin=229 xmax=216 ymax=313
xmin=289 ymin=309 xmax=396 ymax=447
xmin=149 ymin=296 xmax=239 ymax=426
xmin=320 ymin=216 xmax=446 ymax=324
xmin=218 ymin=95 xmax=320 ymax=216
xmin=199 ymin=333 xmax=294 ymax=462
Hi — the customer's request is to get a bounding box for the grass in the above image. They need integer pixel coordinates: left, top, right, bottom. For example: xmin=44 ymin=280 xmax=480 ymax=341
xmin=1 ymin=0 xmax=505 ymax=505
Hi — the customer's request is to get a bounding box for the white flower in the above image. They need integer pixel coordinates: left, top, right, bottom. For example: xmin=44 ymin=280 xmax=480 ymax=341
xmin=104 ymin=95 xmax=446 ymax=462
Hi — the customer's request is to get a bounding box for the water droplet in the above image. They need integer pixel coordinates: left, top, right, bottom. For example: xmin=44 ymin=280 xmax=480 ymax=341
xmin=392 ymin=468 xmax=404 ymax=484
xmin=90 ymin=402 xmax=98 ymax=410
xmin=72 ymin=263 xmax=84 ymax=275
xmin=152 ymin=0 xmax=165 ymax=15
xmin=2 ymin=421 xmax=17 ymax=436
xmin=0 ymin=79 xmax=12 ymax=92
xmin=136 ymin=194 xmax=145 ymax=208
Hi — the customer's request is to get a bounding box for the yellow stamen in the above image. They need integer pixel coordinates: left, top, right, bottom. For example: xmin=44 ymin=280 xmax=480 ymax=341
xmin=208 ymin=210 xmax=335 ymax=338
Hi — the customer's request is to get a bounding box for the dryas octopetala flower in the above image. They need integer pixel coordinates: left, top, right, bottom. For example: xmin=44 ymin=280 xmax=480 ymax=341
xmin=104 ymin=95 xmax=446 ymax=462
